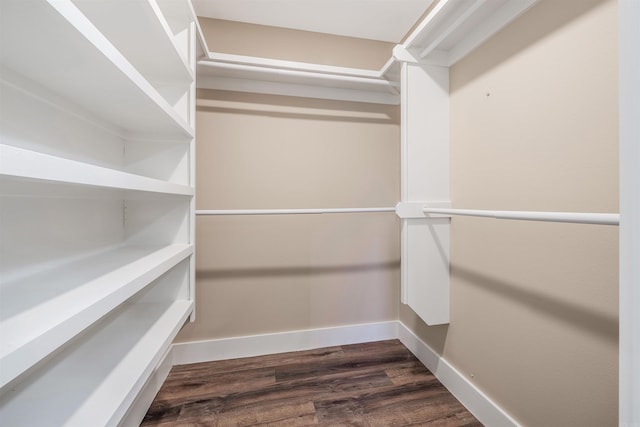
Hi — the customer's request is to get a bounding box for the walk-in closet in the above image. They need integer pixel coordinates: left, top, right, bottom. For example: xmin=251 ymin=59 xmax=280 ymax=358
xmin=1 ymin=0 xmax=638 ymax=426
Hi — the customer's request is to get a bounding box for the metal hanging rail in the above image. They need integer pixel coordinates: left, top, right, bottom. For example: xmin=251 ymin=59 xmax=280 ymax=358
xmin=422 ymin=208 xmax=620 ymax=226
xmin=196 ymin=207 xmax=397 ymax=216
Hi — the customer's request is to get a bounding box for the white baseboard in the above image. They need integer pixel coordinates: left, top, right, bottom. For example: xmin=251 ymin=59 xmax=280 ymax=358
xmin=172 ymin=321 xmax=399 ymax=365
xmin=170 ymin=320 xmax=518 ymax=426
xmin=397 ymin=321 xmax=520 ymax=427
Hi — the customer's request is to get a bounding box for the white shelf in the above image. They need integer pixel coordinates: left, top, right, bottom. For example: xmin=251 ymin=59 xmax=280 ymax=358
xmin=0 ymin=0 xmax=196 ymax=423
xmin=0 ymin=300 xmax=193 ymax=427
xmin=192 ymin=1 xmax=540 ymax=105
xmin=0 ymin=144 xmax=194 ymax=196
xmin=0 ymin=0 xmax=193 ymax=140
xmin=206 ymin=51 xmax=384 ymax=79
xmin=71 ymin=0 xmax=194 ymax=84
xmin=399 ymin=0 xmax=539 ymax=66
xmin=156 ymin=0 xmax=198 ymax=66
xmin=198 ymin=52 xmax=400 ymax=105
xmin=0 ymin=244 xmax=193 ymax=390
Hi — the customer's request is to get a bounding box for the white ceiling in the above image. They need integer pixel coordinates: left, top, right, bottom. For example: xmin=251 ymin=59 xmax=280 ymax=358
xmin=191 ymin=0 xmax=436 ymax=43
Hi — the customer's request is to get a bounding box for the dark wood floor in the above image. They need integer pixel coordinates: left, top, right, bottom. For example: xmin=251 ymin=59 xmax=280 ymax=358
xmin=142 ymin=339 xmax=482 ymax=426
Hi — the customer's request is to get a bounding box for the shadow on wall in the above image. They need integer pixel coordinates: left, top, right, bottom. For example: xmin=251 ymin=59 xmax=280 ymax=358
xmin=196 ymin=89 xmax=400 ymax=125
xmin=451 ymin=264 xmax=618 ymax=344
xmin=197 ymin=260 xmax=401 ymax=280
xmin=451 ymin=0 xmax=613 ymax=92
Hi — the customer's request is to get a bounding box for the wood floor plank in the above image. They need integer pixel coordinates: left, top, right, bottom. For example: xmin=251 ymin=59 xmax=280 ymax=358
xmin=313 ymin=379 xmax=450 ymax=424
xmin=174 ymin=369 xmax=393 ymax=420
xmin=142 ymin=340 xmax=482 ymax=427
xmin=169 ymin=346 xmax=344 ymax=378
xmin=274 ymin=344 xmax=412 ymax=383
xmin=385 ymin=362 xmax=438 ymax=386
xmin=207 ymin=401 xmax=318 ymax=426
xmin=155 ymin=367 xmax=277 ymax=403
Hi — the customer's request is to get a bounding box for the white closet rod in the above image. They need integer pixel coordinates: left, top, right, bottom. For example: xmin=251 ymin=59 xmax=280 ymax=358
xmin=423 ymin=208 xmax=620 ymax=226
xmin=196 ymin=207 xmax=396 ymax=216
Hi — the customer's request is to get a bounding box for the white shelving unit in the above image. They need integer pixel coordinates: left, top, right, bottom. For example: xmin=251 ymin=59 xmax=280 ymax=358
xmin=197 ymin=51 xmax=401 ymax=105
xmin=1 ymin=145 xmax=194 ymax=196
xmin=195 ymin=0 xmax=537 ymax=106
xmin=0 ymin=0 xmax=197 ymax=425
xmin=397 ymin=0 xmax=538 ymax=66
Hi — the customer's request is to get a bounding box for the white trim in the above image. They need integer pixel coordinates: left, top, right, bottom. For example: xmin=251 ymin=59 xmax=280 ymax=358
xmin=417 ymin=0 xmax=487 ymax=60
xmin=190 ymin=0 xmax=209 ymax=58
xmin=198 ymin=60 xmax=397 ymax=91
xmin=619 ymin=0 xmax=640 ymax=424
xmin=193 ymin=3 xmax=540 ymax=103
xmin=402 ymin=0 xmax=454 ymax=49
xmin=443 ymin=0 xmax=538 ymax=67
xmin=206 ymin=51 xmax=383 ymax=79
xmin=172 ymin=321 xmax=398 ymax=365
xmin=197 ymin=74 xmax=400 ymax=105
xmin=170 ymin=320 xmax=518 ymax=426
xmin=400 ymin=0 xmax=539 ymax=67
xmin=196 ymin=57 xmax=400 ymax=105
xmin=397 ymin=322 xmax=521 ymax=427
xmin=380 ymin=56 xmax=402 ymax=81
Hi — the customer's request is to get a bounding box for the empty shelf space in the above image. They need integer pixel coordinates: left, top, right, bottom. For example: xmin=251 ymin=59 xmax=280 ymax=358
xmin=0 ymin=0 xmax=196 ymax=424
xmin=0 ymin=0 xmax=193 ymax=140
xmin=0 ymin=300 xmax=194 ymax=427
xmin=0 ymin=145 xmax=194 ymax=196
xmin=0 ymin=244 xmax=193 ymax=389
xmin=156 ymin=0 xmax=197 ymax=65
xmin=71 ymin=0 xmax=194 ymax=84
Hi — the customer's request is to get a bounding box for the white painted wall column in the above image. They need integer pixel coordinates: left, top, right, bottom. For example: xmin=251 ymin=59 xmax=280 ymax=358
xmin=619 ymin=0 xmax=640 ymax=424
xmin=395 ymin=47 xmax=450 ymax=326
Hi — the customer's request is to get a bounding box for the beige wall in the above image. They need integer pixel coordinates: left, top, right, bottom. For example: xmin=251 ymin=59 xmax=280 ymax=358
xmin=199 ymin=17 xmax=395 ymax=70
xmin=179 ymin=22 xmax=401 ymax=343
xmin=185 ymin=4 xmax=619 ymax=425
xmin=176 ymin=90 xmax=400 ymax=341
xmin=401 ymin=0 xmax=619 ymax=425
